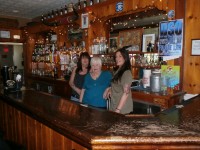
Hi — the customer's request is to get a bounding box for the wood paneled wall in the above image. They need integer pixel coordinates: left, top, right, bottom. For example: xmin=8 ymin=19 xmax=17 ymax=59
xmin=184 ymin=0 xmax=200 ymax=93
xmin=21 ymin=0 xmax=200 ymax=93
xmin=0 ymin=100 xmax=88 ymax=150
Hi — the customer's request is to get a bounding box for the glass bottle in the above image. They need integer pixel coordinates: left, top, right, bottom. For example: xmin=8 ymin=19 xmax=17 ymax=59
xmin=47 ymin=12 xmax=51 ymax=19
xmin=54 ymin=66 xmax=58 ymax=79
xmin=78 ymin=0 xmax=81 ymax=9
xmin=90 ymin=0 xmax=93 ymax=6
xmin=51 ymin=10 xmax=55 ymax=18
xmin=55 ymin=9 xmax=59 ymax=16
xmin=83 ymin=0 xmax=87 ymax=7
xmin=64 ymin=5 xmax=68 ymax=14
xmin=60 ymin=7 xmax=63 ymax=15
xmin=32 ymin=51 xmax=35 ymax=61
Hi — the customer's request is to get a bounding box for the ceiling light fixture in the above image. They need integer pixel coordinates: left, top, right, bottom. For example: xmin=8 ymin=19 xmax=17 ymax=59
xmin=13 ymin=10 xmax=19 ymax=13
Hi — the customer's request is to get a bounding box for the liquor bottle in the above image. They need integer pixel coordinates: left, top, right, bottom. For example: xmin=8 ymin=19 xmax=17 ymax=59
xmin=60 ymin=7 xmax=63 ymax=15
xmin=32 ymin=51 xmax=35 ymax=61
xmin=45 ymin=45 xmax=50 ymax=62
xmin=90 ymin=0 xmax=93 ymax=6
xmin=41 ymin=15 xmax=44 ymax=21
xmin=49 ymin=44 xmax=54 ymax=63
xmin=96 ymin=0 xmax=100 ymax=3
xmin=83 ymin=0 xmax=87 ymax=7
xmin=54 ymin=66 xmax=58 ymax=79
xmin=55 ymin=9 xmax=59 ymax=16
xmin=47 ymin=12 xmax=51 ymax=19
xmin=78 ymin=0 xmax=81 ymax=9
xmin=51 ymin=10 xmax=55 ymax=18
xmin=64 ymin=5 xmax=68 ymax=14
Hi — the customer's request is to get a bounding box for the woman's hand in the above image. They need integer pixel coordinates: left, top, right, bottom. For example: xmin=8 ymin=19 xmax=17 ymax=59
xmin=103 ymin=87 xmax=111 ymax=99
xmin=115 ymin=108 xmax=120 ymax=113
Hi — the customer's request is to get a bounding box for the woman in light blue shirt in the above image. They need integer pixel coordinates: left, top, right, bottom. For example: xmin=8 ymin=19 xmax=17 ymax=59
xmin=79 ymin=56 xmax=112 ymax=108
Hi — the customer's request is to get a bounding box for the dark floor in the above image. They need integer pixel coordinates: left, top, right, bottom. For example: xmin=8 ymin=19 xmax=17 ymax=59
xmin=0 ymin=132 xmax=25 ymax=150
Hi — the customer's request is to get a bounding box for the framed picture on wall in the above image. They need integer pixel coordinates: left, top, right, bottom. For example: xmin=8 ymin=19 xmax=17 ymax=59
xmin=191 ymin=39 xmax=200 ymax=55
xmin=109 ymin=37 xmax=118 ymax=48
xmin=118 ymin=28 xmax=143 ymax=51
xmin=142 ymin=34 xmax=155 ymax=52
xmin=81 ymin=13 xmax=89 ymax=29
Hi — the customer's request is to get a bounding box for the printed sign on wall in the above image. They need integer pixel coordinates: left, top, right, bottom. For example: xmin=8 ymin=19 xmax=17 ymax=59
xmin=159 ymin=19 xmax=183 ymax=56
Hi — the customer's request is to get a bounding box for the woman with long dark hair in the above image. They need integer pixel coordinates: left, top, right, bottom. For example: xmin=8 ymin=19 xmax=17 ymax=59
xmin=69 ymin=52 xmax=91 ymax=101
xmin=104 ymin=47 xmax=133 ymax=114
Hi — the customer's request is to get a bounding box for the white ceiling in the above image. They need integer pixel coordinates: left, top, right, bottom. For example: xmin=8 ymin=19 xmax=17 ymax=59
xmin=0 ymin=0 xmax=78 ymax=19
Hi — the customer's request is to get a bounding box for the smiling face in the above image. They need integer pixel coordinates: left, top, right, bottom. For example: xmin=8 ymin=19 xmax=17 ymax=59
xmin=115 ymin=51 xmax=125 ymax=67
xmin=90 ymin=57 xmax=102 ymax=74
xmin=91 ymin=63 xmax=101 ymax=73
xmin=81 ymin=56 xmax=89 ymax=67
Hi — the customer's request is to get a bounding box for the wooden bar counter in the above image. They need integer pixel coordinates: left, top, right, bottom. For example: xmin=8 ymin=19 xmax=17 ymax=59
xmin=131 ymin=87 xmax=185 ymax=110
xmin=0 ymin=89 xmax=200 ymax=150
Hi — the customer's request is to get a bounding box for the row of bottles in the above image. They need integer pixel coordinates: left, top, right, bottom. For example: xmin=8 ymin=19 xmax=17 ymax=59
xmin=32 ymin=62 xmax=59 ymax=79
xmin=31 ymin=43 xmax=85 ymax=79
xmin=90 ymin=37 xmax=108 ymax=54
xmin=41 ymin=0 xmax=104 ymax=21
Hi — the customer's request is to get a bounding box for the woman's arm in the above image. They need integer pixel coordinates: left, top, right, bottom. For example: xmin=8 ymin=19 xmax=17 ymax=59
xmin=79 ymin=89 xmax=85 ymax=103
xmin=115 ymin=83 xmax=131 ymax=113
xmin=69 ymin=67 xmax=81 ymax=95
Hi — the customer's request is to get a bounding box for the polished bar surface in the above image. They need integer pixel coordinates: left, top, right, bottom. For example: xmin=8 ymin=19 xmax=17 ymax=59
xmin=0 ymin=89 xmax=200 ymax=149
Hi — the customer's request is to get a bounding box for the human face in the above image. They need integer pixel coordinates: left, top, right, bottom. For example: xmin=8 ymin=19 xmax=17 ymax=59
xmin=115 ymin=51 xmax=125 ymax=67
xmin=91 ymin=62 xmax=101 ymax=74
xmin=81 ymin=57 xmax=89 ymax=67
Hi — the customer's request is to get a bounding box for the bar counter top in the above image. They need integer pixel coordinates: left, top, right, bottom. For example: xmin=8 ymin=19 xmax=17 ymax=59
xmin=0 ymin=89 xmax=200 ymax=149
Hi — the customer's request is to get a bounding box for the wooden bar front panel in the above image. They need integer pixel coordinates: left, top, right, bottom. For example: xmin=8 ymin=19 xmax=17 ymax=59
xmin=0 ymin=100 xmax=87 ymax=150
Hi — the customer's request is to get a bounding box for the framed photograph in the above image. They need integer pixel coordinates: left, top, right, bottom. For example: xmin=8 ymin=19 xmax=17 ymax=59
xmin=109 ymin=37 xmax=118 ymax=48
xmin=118 ymin=28 xmax=143 ymax=51
xmin=191 ymin=39 xmax=200 ymax=55
xmin=142 ymin=34 xmax=155 ymax=52
xmin=81 ymin=13 xmax=89 ymax=29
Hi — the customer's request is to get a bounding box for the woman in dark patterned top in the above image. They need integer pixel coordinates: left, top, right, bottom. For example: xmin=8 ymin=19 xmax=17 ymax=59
xmin=69 ymin=52 xmax=91 ymax=101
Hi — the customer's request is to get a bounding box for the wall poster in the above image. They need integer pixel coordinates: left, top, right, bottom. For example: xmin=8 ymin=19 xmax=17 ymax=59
xmin=158 ymin=19 xmax=183 ymax=56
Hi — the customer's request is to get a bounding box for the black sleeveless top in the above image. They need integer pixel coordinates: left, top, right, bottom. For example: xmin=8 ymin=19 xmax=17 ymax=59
xmin=71 ymin=72 xmax=87 ymax=98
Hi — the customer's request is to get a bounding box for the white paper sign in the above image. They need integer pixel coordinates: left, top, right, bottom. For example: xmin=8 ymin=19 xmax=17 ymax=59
xmin=191 ymin=40 xmax=200 ymax=55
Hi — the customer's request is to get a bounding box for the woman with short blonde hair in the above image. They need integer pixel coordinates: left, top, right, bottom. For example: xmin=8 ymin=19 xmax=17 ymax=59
xmin=79 ymin=56 xmax=112 ymax=108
